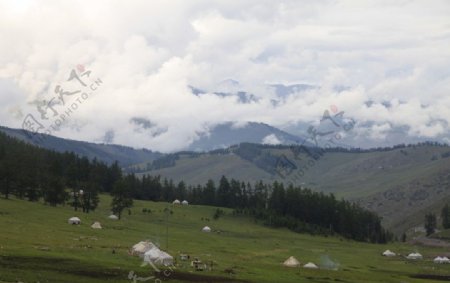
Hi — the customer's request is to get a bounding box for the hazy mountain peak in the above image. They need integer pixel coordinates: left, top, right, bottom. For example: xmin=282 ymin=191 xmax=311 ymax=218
xmin=187 ymin=121 xmax=307 ymax=152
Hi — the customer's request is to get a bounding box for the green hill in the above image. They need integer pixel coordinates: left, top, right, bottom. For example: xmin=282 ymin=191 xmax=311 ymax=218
xmin=0 ymin=126 xmax=162 ymax=166
xmin=1 ymin=195 xmax=450 ymax=283
xmin=137 ymin=143 xmax=450 ymax=234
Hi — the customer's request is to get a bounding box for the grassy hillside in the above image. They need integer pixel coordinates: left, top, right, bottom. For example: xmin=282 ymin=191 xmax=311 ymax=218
xmin=139 ymin=144 xmax=450 ymax=233
xmin=1 ymin=195 xmax=450 ymax=283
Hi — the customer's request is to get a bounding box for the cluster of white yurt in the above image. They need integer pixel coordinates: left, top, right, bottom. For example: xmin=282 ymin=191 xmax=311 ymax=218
xmin=143 ymin=247 xmax=174 ymax=266
xmin=173 ymin=199 xmax=189 ymax=205
xmin=406 ymin=252 xmax=423 ymax=260
xmin=130 ymin=241 xmax=173 ymax=266
xmin=282 ymin=256 xmax=319 ymax=269
xmin=202 ymin=226 xmax=211 ymax=232
xmin=131 ymin=241 xmax=155 ymax=257
xmin=433 ymin=256 xmax=450 ymax=264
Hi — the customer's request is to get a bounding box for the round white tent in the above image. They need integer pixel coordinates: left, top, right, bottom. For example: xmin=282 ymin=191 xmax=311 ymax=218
xmin=182 ymin=200 xmax=189 ymax=205
xmin=108 ymin=214 xmax=119 ymax=220
xmin=68 ymin=217 xmax=81 ymax=225
xmin=173 ymin=199 xmax=181 ymax=205
xmin=283 ymin=256 xmax=300 ymax=267
xmin=131 ymin=241 xmax=155 ymax=257
xmin=143 ymin=247 xmax=174 ymax=266
xmin=303 ymin=262 xmax=319 ymax=269
xmin=406 ymin=252 xmax=423 ymax=260
xmin=434 ymin=256 xmax=450 ymax=264
xmin=202 ymin=226 xmax=211 ymax=232
xmin=382 ymin=250 xmax=396 ymax=257
xmin=91 ymin=221 xmax=102 ymax=229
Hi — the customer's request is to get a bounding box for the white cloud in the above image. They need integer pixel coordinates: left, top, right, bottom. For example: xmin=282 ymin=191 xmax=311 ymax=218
xmin=0 ymin=0 xmax=449 ymax=151
xmin=262 ymin=134 xmax=282 ymax=145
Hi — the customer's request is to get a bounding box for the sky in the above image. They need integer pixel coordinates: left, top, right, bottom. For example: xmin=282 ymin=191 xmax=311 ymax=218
xmin=0 ymin=0 xmax=449 ymax=152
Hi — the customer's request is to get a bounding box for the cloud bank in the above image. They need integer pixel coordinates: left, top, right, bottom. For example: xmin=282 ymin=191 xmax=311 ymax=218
xmin=0 ymin=0 xmax=449 ymax=152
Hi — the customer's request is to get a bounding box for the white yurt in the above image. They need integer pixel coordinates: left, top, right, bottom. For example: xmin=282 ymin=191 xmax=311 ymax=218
xmin=406 ymin=252 xmax=423 ymax=260
xmin=91 ymin=221 xmax=102 ymax=229
xmin=382 ymin=250 xmax=396 ymax=257
xmin=202 ymin=226 xmax=211 ymax=232
xmin=143 ymin=247 xmax=174 ymax=266
xmin=131 ymin=241 xmax=155 ymax=257
xmin=108 ymin=214 xmax=119 ymax=220
xmin=68 ymin=217 xmax=81 ymax=225
xmin=182 ymin=200 xmax=189 ymax=206
xmin=434 ymin=256 xmax=450 ymax=264
xmin=173 ymin=199 xmax=181 ymax=205
xmin=283 ymin=256 xmax=300 ymax=267
xmin=303 ymin=262 xmax=319 ymax=269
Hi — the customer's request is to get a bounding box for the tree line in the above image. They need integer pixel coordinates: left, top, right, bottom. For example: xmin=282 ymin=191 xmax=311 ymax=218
xmin=0 ymin=132 xmax=126 ymax=214
xmin=0 ymin=132 xmax=391 ymax=242
xmin=423 ymin=204 xmax=450 ymax=236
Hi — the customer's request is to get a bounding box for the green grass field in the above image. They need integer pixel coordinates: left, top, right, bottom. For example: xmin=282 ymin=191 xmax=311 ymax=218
xmin=1 ymin=195 xmax=450 ymax=283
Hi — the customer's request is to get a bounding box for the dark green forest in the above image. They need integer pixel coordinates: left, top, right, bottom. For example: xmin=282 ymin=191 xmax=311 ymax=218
xmin=0 ymin=132 xmax=391 ymax=243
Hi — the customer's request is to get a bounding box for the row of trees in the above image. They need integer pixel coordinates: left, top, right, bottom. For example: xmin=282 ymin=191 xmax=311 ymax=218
xmin=106 ymin=173 xmax=392 ymax=243
xmin=422 ymin=204 xmax=450 ymax=236
xmin=0 ymin=132 xmax=391 ymax=242
xmin=0 ymin=132 xmax=129 ymax=216
xmin=441 ymin=204 xmax=450 ymax=229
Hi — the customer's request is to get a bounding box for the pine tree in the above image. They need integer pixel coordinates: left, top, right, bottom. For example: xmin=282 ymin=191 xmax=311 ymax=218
xmin=0 ymin=148 xmax=14 ymax=199
xmin=111 ymin=179 xmax=133 ymax=219
xmin=217 ymin=176 xmax=231 ymax=207
xmin=203 ymin=179 xmax=216 ymax=205
xmin=79 ymin=182 xmax=100 ymax=213
xmin=176 ymin=181 xmax=187 ymax=200
xmin=106 ymin=161 xmax=122 ymax=192
xmin=269 ymin=182 xmax=285 ymax=215
xmin=401 ymin=233 xmax=407 ymax=242
xmin=70 ymin=188 xmax=82 ymax=211
xmin=441 ymin=204 xmax=450 ymax=229
xmin=42 ymin=176 xmax=67 ymax=206
xmin=424 ymin=213 xmax=437 ymax=236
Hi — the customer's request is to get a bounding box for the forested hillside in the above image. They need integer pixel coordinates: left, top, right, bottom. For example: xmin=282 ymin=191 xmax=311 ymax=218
xmin=139 ymin=142 xmax=450 ymax=233
xmin=0 ymin=132 xmax=390 ymax=242
xmin=0 ymin=126 xmax=162 ymax=166
xmin=0 ymin=132 xmax=123 ymax=207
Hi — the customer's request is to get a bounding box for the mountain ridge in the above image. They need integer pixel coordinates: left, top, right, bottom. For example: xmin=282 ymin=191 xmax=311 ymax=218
xmin=0 ymin=126 xmax=163 ymax=166
xmin=187 ymin=121 xmax=311 ymax=152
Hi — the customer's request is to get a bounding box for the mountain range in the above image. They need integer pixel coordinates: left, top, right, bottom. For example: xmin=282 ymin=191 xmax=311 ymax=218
xmin=187 ymin=122 xmax=310 ymax=151
xmin=0 ymin=121 xmax=310 ymax=162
